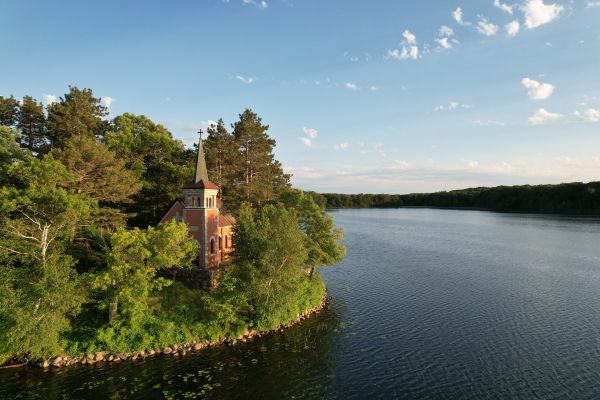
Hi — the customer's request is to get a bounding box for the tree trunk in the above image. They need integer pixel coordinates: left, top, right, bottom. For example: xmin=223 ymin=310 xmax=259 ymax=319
xmin=108 ymin=299 xmax=118 ymax=324
xmin=309 ymin=266 xmax=315 ymax=278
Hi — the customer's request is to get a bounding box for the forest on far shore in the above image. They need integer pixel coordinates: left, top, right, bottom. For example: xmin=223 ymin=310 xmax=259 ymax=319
xmin=317 ymin=182 xmax=600 ymax=215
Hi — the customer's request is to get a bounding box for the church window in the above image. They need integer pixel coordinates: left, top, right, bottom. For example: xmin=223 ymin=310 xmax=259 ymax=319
xmin=225 ymin=235 xmax=228 ymax=248
xmin=191 ymin=197 xmax=196 ymax=207
xmin=219 ymin=235 xmax=222 ymax=250
xmin=210 ymin=238 xmax=216 ymax=255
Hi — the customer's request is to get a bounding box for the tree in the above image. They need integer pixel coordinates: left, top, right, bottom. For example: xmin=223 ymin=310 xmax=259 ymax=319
xmin=278 ymin=189 xmax=345 ymax=277
xmin=0 ymin=255 xmax=85 ymax=363
xmin=17 ymin=96 xmax=47 ymax=154
xmin=92 ymin=220 xmax=197 ymax=325
xmin=105 ymin=113 xmax=194 ymax=227
xmin=230 ymin=109 xmax=290 ymax=209
xmin=0 ymin=154 xmax=92 ymax=363
xmin=0 ymin=155 xmax=94 ymax=265
xmin=46 ymin=86 xmax=108 ymax=147
xmin=0 ymin=96 xmax=19 ymax=127
xmin=232 ymin=203 xmax=310 ymax=329
xmin=205 ymin=119 xmax=237 ymax=201
xmin=51 ymin=136 xmax=141 ymax=231
xmin=0 ymin=127 xmax=29 ymax=185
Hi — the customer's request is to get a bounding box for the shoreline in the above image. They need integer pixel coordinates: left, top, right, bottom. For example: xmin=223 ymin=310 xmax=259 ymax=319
xmin=2 ymin=294 xmax=329 ymax=370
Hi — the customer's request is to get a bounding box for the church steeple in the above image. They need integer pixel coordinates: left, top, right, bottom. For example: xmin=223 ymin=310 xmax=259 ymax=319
xmin=194 ymin=129 xmax=209 ymax=183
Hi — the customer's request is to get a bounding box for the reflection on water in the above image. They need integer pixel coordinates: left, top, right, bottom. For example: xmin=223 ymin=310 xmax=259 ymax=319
xmin=3 ymin=209 xmax=600 ymax=399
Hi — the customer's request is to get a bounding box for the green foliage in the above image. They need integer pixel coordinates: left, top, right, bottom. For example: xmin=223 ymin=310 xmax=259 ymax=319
xmin=47 ymin=86 xmax=108 ymax=147
xmin=17 ymin=96 xmax=47 ymax=154
xmin=0 ymin=88 xmax=344 ymax=363
xmin=0 ymin=127 xmax=29 ymax=185
xmin=105 ymin=113 xmax=194 ymax=227
xmin=201 ymin=109 xmax=291 ymax=212
xmin=321 ymin=182 xmax=600 ymax=214
xmin=278 ymin=189 xmax=345 ymax=270
xmin=205 ymin=119 xmax=236 ymax=204
xmin=0 ymin=255 xmax=84 ymax=363
xmin=0 ymin=95 xmax=19 ymax=127
xmin=232 ymin=203 xmax=327 ymax=330
xmin=92 ymin=221 xmax=197 ymax=325
xmin=0 ymin=154 xmax=95 ymax=265
xmin=51 ymin=136 xmax=142 ymax=231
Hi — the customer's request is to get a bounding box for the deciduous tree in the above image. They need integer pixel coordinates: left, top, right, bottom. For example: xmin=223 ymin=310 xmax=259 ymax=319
xmin=92 ymin=221 xmax=197 ymax=324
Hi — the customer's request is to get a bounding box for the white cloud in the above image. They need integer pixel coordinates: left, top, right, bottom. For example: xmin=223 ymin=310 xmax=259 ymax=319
xmin=473 ymin=119 xmax=506 ymax=126
xmin=521 ymin=77 xmax=555 ymax=100
xmin=477 ymin=17 xmax=499 ymax=36
xmin=334 ymin=143 xmax=349 ymax=151
xmin=466 ymin=160 xmax=479 ymax=169
xmin=452 ymin=7 xmax=471 ymax=26
xmin=242 ymin=0 xmax=268 ymax=9
xmin=302 ymin=126 xmax=318 ymax=139
xmin=402 ymin=29 xmax=417 ymax=44
xmin=435 ymin=101 xmax=474 ymax=111
xmin=370 ymin=86 xmax=379 ymax=91
xmin=587 ymin=1 xmax=600 ymax=7
xmin=300 ymin=137 xmax=312 ymax=147
xmin=491 ymin=161 xmax=513 ymax=173
xmin=236 ymin=75 xmax=255 ymax=84
xmin=529 ymin=108 xmax=564 ymax=125
xmin=522 ymin=0 xmax=564 ymax=29
xmin=436 ymin=37 xmax=453 ymax=49
xmin=493 ymin=0 xmax=514 ymax=14
xmin=574 ymin=108 xmax=600 ymax=123
xmin=387 ymin=45 xmax=419 ymax=61
xmin=439 ymin=25 xmax=454 ymax=37
xmin=43 ymin=94 xmax=57 ymax=106
xmin=100 ymin=96 xmax=115 ymax=110
xmin=436 ymin=25 xmax=457 ymax=49
xmin=505 ymin=20 xmax=521 ymax=36
xmin=345 ymin=82 xmax=359 ymax=90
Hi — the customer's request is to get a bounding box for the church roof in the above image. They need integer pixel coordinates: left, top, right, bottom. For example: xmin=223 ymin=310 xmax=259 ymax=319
xmin=194 ymin=130 xmax=209 ymax=183
xmin=184 ymin=131 xmax=220 ymax=190
xmin=219 ymin=214 xmax=236 ymax=227
xmin=183 ymin=179 xmax=219 ymax=190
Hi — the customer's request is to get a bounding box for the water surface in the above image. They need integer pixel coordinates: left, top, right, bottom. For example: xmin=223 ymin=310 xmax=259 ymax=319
xmin=2 ymin=209 xmax=600 ymax=399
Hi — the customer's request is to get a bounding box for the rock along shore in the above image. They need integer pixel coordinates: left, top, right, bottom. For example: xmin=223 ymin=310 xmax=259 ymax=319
xmin=30 ymin=295 xmax=328 ymax=369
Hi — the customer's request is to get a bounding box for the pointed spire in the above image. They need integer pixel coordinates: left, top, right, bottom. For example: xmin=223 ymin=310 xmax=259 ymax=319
xmin=194 ymin=129 xmax=209 ymax=183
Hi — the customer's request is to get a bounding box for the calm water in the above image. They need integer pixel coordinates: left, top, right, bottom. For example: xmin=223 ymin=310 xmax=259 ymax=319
xmin=3 ymin=208 xmax=600 ymax=399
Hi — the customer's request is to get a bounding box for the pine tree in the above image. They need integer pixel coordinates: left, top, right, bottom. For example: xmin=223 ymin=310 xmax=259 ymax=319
xmin=230 ymin=109 xmax=290 ymax=209
xmin=0 ymin=96 xmax=19 ymax=127
xmin=47 ymin=86 xmax=108 ymax=147
xmin=105 ymin=113 xmax=194 ymax=227
xmin=51 ymin=136 xmax=141 ymax=231
xmin=205 ymin=119 xmax=238 ymax=208
xmin=17 ymin=96 xmax=47 ymax=153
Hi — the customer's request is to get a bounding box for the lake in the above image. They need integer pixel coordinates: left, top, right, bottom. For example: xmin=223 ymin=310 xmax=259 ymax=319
xmin=2 ymin=208 xmax=600 ymax=399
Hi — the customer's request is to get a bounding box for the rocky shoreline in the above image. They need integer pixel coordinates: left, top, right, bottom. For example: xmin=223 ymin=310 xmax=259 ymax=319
xmin=27 ymin=295 xmax=328 ymax=369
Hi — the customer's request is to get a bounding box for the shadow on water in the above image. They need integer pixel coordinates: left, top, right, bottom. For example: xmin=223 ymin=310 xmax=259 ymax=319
xmin=0 ymin=305 xmax=344 ymax=400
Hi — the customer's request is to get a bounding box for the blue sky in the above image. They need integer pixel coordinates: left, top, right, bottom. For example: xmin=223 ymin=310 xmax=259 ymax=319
xmin=1 ymin=0 xmax=599 ymax=193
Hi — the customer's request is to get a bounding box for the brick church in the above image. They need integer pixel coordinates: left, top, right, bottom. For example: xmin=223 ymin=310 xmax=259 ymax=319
xmin=160 ymin=132 xmax=235 ymax=270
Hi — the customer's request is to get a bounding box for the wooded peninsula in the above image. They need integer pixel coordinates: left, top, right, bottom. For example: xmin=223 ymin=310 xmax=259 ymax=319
xmin=0 ymin=87 xmax=345 ymax=367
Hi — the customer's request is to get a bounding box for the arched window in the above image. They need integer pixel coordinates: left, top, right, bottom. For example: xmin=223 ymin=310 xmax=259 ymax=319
xmin=210 ymin=238 xmax=215 ymax=255
xmin=219 ymin=235 xmax=222 ymax=250
xmin=191 ymin=197 xmax=196 ymax=207
xmin=225 ymin=235 xmax=229 ymax=248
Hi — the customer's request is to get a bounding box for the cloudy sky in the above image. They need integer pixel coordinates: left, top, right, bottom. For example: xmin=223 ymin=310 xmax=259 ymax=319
xmin=1 ymin=0 xmax=599 ymax=193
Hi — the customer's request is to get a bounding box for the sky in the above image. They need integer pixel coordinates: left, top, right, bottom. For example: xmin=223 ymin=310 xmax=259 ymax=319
xmin=1 ymin=0 xmax=599 ymax=194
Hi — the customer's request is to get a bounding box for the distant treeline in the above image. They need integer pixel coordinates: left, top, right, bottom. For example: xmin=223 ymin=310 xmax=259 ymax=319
xmin=315 ymin=182 xmax=600 ymax=215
